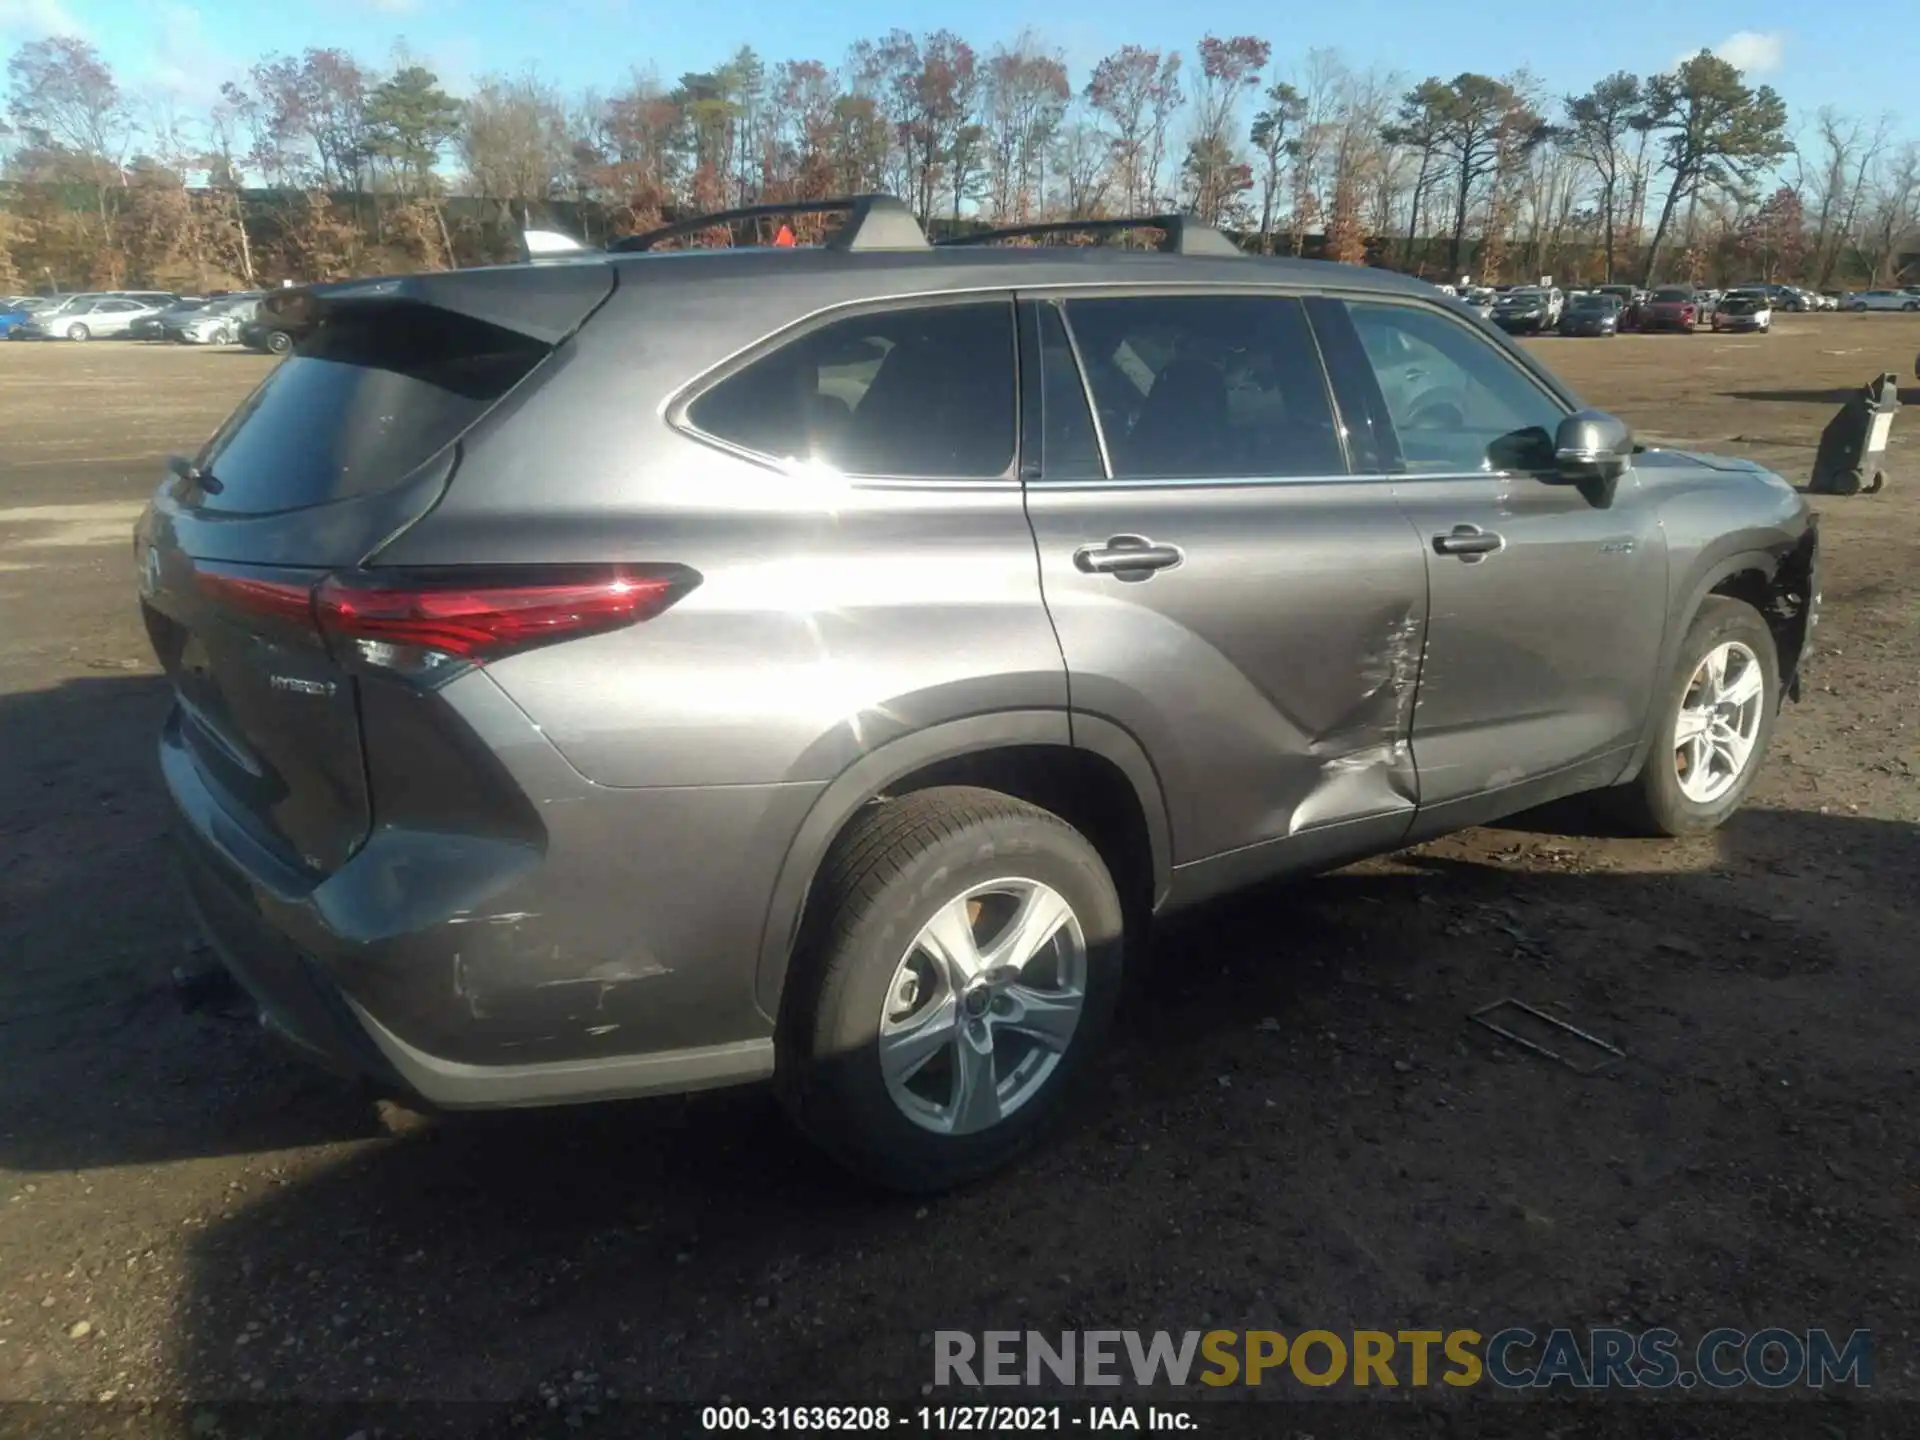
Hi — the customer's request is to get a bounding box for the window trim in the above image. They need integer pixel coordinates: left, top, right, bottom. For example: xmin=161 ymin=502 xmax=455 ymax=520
xmin=667 ymin=289 xmax=1022 ymax=487
xmin=1019 ymin=284 xmax=1354 ymax=489
xmin=1315 ymin=294 xmax=1576 ymax=483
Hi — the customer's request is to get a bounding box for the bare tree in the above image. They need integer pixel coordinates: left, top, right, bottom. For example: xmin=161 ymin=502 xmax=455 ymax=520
xmin=982 ymin=34 xmax=1070 ymax=223
xmin=1858 ymin=141 xmax=1920 ymax=283
xmin=459 ymin=72 xmax=571 ymax=207
xmin=1183 ymin=35 xmax=1268 ymax=224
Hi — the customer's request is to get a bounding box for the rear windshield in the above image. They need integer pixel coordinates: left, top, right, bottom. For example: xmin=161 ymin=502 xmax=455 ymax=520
xmin=193 ymin=304 xmax=547 ymax=516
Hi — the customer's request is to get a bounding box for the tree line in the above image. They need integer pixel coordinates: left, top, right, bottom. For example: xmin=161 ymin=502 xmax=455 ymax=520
xmin=2 ymin=31 xmax=1916 ymax=295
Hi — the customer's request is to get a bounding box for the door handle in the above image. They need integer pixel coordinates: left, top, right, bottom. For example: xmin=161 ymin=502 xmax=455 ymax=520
xmin=1073 ymin=534 xmax=1185 ymax=577
xmin=1433 ymin=524 xmax=1504 ymax=559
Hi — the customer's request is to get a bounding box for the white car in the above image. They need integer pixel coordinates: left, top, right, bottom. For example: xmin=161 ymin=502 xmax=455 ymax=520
xmin=18 ymin=296 xmax=166 ymax=341
xmin=1843 ymin=290 xmax=1920 ymax=312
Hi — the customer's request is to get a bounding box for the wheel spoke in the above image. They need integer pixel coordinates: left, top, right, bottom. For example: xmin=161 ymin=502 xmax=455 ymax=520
xmin=1001 ymin=983 xmax=1083 ymax=1054
xmin=916 ymin=895 xmax=984 ymax=985
xmin=1718 ymin=721 xmax=1756 ymax=775
xmin=878 ymin=993 xmax=959 ymax=1086
xmin=1674 ymin=706 xmax=1712 ymax=745
xmin=949 ymin=1023 xmax=1001 ymax=1134
xmin=1720 ymin=661 xmax=1764 ymax=709
xmin=1703 ymin=645 xmax=1728 ymax=698
xmin=981 ymin=883 xmax=1075 ymax=974
xmin=1680 ymin=734 xmax=1713 ymax=797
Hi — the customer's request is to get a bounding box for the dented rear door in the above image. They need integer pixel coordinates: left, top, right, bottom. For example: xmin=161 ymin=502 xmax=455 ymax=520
xmin=1019 ymin=292 xmax=1429 ymax=870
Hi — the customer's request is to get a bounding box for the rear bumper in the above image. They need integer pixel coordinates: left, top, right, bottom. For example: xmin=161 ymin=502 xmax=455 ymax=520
xmin=159 ymin=683 xmax=818 ymax=1109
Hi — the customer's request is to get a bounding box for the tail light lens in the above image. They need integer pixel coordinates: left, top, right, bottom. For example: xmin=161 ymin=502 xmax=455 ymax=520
xmin=314 ymin=565 xmax=700 ymax=675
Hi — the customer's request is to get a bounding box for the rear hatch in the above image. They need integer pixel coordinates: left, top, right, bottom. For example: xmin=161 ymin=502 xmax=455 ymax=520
xmin=137 ymin=264 xmax=614 ymax=876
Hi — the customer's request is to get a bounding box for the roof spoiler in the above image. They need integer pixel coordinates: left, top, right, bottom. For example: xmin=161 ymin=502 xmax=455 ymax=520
xmin=257 ymin=262 xmax=615 ymax=348
xmin=935 ymin=213 xmax=1244 ymax=258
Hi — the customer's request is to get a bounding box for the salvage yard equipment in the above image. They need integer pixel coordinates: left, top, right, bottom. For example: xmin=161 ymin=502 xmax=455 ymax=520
xmin=1808 ymin=372 xmax=1899 ymax=496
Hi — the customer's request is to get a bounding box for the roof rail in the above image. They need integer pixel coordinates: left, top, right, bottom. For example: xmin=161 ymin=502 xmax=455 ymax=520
xmin=609 ymin=194 xmax=929 ymax=254
xmin=934 ymin=214 xmax=1244 ymax=259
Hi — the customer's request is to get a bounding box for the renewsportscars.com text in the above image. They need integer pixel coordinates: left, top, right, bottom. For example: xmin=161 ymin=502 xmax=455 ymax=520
xmin=933 ymin=1327 xmax=1873 ymax=1390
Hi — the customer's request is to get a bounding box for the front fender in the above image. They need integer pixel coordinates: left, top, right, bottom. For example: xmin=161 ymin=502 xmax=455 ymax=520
xmin=1620 ymin=518 xmax=1817 ymax=781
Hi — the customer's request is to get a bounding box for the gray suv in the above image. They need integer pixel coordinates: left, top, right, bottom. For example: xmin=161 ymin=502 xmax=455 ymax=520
xmin=136 ymin=196 xmax=1820 ymax=1191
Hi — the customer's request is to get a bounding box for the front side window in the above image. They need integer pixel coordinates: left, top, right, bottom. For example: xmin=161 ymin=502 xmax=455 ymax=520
xmin=1341 ymin=300 xmax=1567 ymax=475
xmin=686 ymin=300 xmax=1016 ymax=480
xmin=1055 ymin=295 xmax=1344 ymax=480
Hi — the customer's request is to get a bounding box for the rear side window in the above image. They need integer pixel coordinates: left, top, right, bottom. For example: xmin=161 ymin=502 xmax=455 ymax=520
xmin=1057 ymin=295 xmax=1344 ymax=480
xmin=686 ymin=301 xmax=1016 ymax=479
xmin=193 ymin=304 xmax=548 ymax=516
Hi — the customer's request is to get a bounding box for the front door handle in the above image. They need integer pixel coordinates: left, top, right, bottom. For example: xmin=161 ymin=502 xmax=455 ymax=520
xmin=1073 ymin=534 xmax=1185 ymax=577
xmin=1433 ymin=524 xmax=1504 ymax=560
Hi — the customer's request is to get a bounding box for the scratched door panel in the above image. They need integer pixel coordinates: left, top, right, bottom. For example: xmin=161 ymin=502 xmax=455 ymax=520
xmin=1308 ymin=294 xmax=1671 ymax=812
xmin=1020 ymin=292 xmax=1431 ymax=867
xmin=1393 ymin=471 xmax=1668 ymax=806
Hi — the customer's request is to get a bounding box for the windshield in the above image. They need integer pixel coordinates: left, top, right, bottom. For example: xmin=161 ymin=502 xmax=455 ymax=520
xmin=1653 ymin=288 xmax=1692 ymax=302
xmin=1571 ymin=295 xmax=1615 ymax=310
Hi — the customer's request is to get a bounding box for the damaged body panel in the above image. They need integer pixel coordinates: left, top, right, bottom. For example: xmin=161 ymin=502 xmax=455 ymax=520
xmin=1023 ymin=475 xmax=1429 ymax=881
xmin=1388 ymin=468 xmax=1669 ymax=836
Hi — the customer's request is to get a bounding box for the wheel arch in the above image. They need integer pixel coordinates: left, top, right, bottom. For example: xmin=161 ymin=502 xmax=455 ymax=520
xmin=752 ymin=712 xmax=1172 ymax=1022
xmin=1619 ymin=542 xmax=1808 ymax=782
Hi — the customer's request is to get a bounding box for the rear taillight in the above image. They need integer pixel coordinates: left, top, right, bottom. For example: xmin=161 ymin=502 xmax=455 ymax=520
xmin=314 ymin=566 xmax=700 ymax=670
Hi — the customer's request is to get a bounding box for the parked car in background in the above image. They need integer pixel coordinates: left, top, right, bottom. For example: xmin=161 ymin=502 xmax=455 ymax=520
xmin=1557 ymin=292 xmax=1621 ymax=336
xmin=1712 ymin=289 xmax=1774 ymax=333
xmin=1457 ymin=286 xmax=1496 ymax=319
xmin=111 ymin=290 xmax=183 ymax=309
xmin=0 ymin=296 xmax=44 ymax=338
xmin=1843 ymin=289 xmax=1920 ymax=311
xmin=1491 ymin=287 xmax=1555 ymax=333
xmin=1641 ymin=286 xmax=1702 ymax=333
xmin=133 ymin=298 xmax=209 ymax=340
xmin=169 ymin=292 xmax=263 ymax=345
xmin=134 ymin=200 xmax=1822 ymax=1192
xmin=236 ymin=313 xmax=297 ymax=354
xmin=12 ymin=295 xmax=168 ymax=341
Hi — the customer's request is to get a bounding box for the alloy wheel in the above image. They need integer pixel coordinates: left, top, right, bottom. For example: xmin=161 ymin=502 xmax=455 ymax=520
xmin=878 ymin=878 xmax=1086 ymax=1136
xmin=1673 ymin=640 xmax=1766 ymax=804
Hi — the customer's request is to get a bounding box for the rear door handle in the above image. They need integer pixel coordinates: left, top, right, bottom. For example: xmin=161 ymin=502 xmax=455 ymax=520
xmin=1433 ymin=524 xmax=1504 ymax=559
xmin=1073 ymin=535 xmax=1185 ymax=577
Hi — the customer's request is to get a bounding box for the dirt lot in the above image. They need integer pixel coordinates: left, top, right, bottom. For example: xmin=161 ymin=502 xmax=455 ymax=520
xmin=2 ymin=322 xmax=1917 ymax=1431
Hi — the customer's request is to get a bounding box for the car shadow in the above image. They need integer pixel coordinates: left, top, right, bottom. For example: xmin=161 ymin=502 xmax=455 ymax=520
xmin=1720 ymin=388 xmax=1856 ymax=406
xmin=5 ymin=672 xmax=1916 ymax=1415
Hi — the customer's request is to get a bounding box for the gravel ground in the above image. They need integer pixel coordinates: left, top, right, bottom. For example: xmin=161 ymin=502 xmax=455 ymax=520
xmin=1 ymin=322 xmax=1916 ymax=1435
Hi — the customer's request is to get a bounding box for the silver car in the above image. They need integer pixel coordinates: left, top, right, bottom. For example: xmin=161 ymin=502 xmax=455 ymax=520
xmin=19 ymin=295 xmax=167 ymax=341
xmin=138 ymin=196 xmax=1822 ymax=1191
xmin=1843 ymin=289 xmax=1920 ymax=312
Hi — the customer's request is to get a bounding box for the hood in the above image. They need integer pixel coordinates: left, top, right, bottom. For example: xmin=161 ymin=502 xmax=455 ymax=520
xmin=1641 ymin=447 xmax=1795 ymax=491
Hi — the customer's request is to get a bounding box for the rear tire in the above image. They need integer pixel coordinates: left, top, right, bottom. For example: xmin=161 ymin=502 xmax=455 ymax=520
xmin=1611 ymin=598 xmax=1779 ymax=837
xmin=777 ymin=786 xmax=1124 ymax=1193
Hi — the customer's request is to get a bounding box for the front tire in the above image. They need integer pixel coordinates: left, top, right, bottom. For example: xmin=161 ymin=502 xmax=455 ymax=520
xmin=778 ymin=787 xmax=1124 ymax=1192
xmin=66 ymin=323 xmax=90 ymax=342
xmin=265 ymin=330 xmax=293 ymax=355
xmin=1615 ymin=598 xmax=1779 ymax=837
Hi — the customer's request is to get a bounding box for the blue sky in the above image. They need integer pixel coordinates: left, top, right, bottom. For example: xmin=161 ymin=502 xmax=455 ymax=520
xmin=0 ymin=0 xmax=1907 ymax=144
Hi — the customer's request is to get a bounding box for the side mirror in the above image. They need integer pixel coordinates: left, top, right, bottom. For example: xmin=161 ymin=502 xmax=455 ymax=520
xmin=1553 ymin=409 xmax=1633 ymax=505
